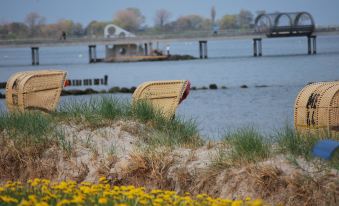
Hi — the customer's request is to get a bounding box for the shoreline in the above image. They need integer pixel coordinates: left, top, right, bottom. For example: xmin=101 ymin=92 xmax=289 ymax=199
xmin=0 ymin=83 xmax=277 ymax=99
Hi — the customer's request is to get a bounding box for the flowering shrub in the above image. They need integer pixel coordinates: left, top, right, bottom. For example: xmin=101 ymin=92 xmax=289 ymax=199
xmin=0 ymin=178 xmax=264 ymax=206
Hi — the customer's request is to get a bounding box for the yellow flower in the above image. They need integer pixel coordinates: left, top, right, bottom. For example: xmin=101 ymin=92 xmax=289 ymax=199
xmin=72 ymin=195 xmax=84 ymax=203
xmin=98 ymin=197 xmax=108 ymax=204
xmin=0 ymin=195 xmax=19 ymax=203
xmin=30 ymin=178 xmax=41 ymax=187
xmin=56 ymin=199 xmax=71 ymax=206
xmin=18 ymin=199 xmax=31 ymax=206
xmin=36 ymin=201 xmax=49 ymax=206
xmin=154 ymin=198 xmax=164 ymax=204
xmin=231 ymin=200 xmax=243 ymax=206
xmin=138 ymin=199 xmax=149 ymax=205
xmin=99 ymin=176 xmax=107 ymax=182
xmin=41 ymin=179 xmax=51 ymax=185
xmin=28 ymin=195 xmax=37 ymax=203
xmin=245 ymin=197 xmax=251 ymax=201
xmin=250 ymin=199 xmax=263 ymax=206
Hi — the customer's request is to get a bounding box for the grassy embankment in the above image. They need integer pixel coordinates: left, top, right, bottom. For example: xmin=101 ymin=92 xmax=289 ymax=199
xmin=0 ymin=96 xmax=338 ymax=206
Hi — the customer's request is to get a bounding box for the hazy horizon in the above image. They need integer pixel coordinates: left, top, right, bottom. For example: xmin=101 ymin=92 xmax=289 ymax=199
xmin=1 ymin=0 xmax=339 ymax=27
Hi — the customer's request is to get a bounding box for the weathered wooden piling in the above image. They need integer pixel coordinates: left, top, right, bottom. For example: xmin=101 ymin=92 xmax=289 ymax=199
xmin=31 ymin=47 xmax=39 ymax=65
xmin=307 ymin=35 xmax=317 ymax=55
xmin=104 ymin=75 xmax=108 ymax=85
xmin=199 ymin=40 xmax=208 ymax=59
xmin=88 ymin=45 xmax=97 ymax=63
xmin=253 ymin=38 xmax=262 ymax=57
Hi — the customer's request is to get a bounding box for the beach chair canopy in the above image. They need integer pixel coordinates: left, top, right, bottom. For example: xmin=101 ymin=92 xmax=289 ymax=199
xmin=6 ymin=70 xmax=67 ymax=112
xmin=294 ymin=81 xmax=339 ymax=138
xmin=132 ymin=80 xmax=190 ymax=118
xmin=312 ymin=139 xmax=339 ymax=160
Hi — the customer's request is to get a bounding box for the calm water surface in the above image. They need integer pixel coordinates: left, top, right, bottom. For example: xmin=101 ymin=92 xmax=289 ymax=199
xmin=1 ymin=35 xmax=338 ymax=138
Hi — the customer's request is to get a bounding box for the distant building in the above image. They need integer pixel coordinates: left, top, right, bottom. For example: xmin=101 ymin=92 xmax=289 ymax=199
xmin=104 ymin=24 xmax=136 ymax=38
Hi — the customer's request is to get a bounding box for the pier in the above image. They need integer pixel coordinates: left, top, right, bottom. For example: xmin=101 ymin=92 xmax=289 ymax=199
xmin=253 ymin=11 xmax=317 ymax=56
xmin=0 ymin=12 xmax=329 ymax=65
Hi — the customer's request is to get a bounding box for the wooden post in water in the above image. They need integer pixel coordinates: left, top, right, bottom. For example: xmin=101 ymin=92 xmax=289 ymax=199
xmin=253 ymin=38 xmax=262 ymax=57
xmin=199 ymin=41 xmax=208 ymax=59
xmin=312 ymin=35 xmax=317 ymax=54
xmin=104 ymin=75 xmax=108 ymax=85
xmin=88 ymin=45 xmax=97 ymax=63
xmin=199 ymin=41 xmax=203 ymax=59
xmin=258 ymin=39 xmax=262 ymax=56
xmin=31 ymin=47 xmax=39 ymax=65
xmin=253 ymin=39 xmax=257 ymax=57
xmin=307 ymin=36 xmax=312 ymax=55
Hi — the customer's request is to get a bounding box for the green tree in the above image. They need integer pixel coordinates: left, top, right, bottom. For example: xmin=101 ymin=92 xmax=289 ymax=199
xmin=175 ymin=15 xmax=205 ymax=31
xmin=219 ymin=14 xmax=237 ymax=29
xmin=113 ymin=8 xmax=145 ymax=32
xmin=9 ymin=22 xmax=29 ymax=38
xmin=85 ymin=21 xmax=108 ymax=37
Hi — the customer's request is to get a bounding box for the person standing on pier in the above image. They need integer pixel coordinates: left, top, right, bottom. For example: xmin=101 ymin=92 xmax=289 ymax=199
xmin=166 ymin=45 xmax=170 ymax=56
xmin=60 ymin=31 xmax=66 ymax=40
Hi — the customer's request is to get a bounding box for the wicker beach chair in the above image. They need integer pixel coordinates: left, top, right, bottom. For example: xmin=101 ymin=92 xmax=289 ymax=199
xmin=294 ymin=81 xmax=339 ymax=138
xmin=6 ymin=70 xmax=67 ymax=112
xmin=132 ymin=80 xmax=190 ymax=119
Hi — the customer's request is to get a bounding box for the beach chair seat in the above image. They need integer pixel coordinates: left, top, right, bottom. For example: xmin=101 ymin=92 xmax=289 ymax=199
xmin=132 ymin=80 xmax=190 ymax=118
xmin=6 ymin=70 xmax=67 ymax=112
xmin=312 ymin=139 xmax=339 ymax=160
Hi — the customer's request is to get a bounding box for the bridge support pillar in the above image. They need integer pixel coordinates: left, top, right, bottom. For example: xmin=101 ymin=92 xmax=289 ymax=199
xmin=312 ymin=35 xmax=317 ymax=54
xmin=307 ymin=35 xmax=317 ymax=55
xmin=31 ymin=47 xmax=39 ymax=65
xmin=88 ymin=45 xmax=97 ymax=63
xmin=253 ymin=38 xmax=262 ymax=57
xmin=199 ymin=40 xmax=208 ymax=59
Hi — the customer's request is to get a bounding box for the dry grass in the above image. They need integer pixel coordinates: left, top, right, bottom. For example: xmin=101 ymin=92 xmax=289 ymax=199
xmin=108 ymin=146 xmax=175 ymax=190
xmin=247 ymin=165 xmax=287 ymax=198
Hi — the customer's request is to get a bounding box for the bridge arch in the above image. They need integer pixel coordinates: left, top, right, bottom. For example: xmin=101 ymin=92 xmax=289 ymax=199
xmin=254 ymin=13 xmax=273 ymax=33
xmin=274 ymin=13 xmax=293 ymax=28
xmin=294 ymin=12 xmax=315 ymax=27
xmin=255 ymin=11 xmax=315 ymax=37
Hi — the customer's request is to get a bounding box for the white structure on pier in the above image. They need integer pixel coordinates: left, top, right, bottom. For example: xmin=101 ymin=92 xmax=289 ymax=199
xmin=104 ymin=24 xmax=136 ymax=38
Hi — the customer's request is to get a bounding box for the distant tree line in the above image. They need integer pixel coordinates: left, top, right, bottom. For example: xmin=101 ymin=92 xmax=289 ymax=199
xmin=0 ymin=8 xmax=259 ymax=39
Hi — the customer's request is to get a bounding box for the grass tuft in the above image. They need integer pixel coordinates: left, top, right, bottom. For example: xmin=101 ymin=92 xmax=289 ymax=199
xmin=56 ymin=96 xmax=202 ymax=147
xmin=0 ymin=111 xmax=54 ymax=147
xmin=275 ymin=125 xmax=318 ymax=159
xmin=223 ymin=127 xmax=270 ymax=163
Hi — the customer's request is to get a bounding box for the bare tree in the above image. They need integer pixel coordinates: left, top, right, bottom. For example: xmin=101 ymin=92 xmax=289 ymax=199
xmin=25 ymin=12 xmax=45 ymax=37
xmin=113 ymin=8 xmax=145 ymax=32
xmin=237 ymin=9 xmax=253 ymax=28
xmin=154 ymin=9 xmax=171 ymax=29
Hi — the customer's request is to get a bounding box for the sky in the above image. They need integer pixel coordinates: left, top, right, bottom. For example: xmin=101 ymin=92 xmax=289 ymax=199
xmin=1 ymin=0 xmax=339 ymax=26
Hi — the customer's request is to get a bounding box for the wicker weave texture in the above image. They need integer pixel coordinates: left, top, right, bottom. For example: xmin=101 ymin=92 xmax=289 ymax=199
xmin=294 ymin=81 xmax=339 ymax=138
xmin=132 ymin=80 xmax=189 ymax=118
xmin=6 ymin=70 xmax=67 ymax=112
